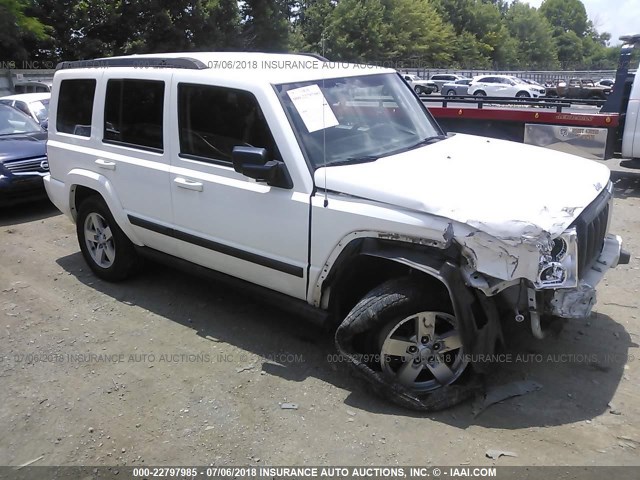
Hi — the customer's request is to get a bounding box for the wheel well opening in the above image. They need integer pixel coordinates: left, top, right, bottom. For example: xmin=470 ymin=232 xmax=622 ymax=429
xmin=327 ymin=255 xmax=451 ymax=324
xmin=72 ymin=185 xmax=100 ymax=218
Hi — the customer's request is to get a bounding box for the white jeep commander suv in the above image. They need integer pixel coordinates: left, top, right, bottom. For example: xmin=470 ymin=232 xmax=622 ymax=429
xmin=45 ymin=53 xmax=629 ymax=410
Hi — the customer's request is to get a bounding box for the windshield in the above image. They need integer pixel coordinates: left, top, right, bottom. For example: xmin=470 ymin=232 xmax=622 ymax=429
xmin=275 ymin=73 xmax=441 ymax=168
xmin=0 ymin=105 xmax=42 ymax=136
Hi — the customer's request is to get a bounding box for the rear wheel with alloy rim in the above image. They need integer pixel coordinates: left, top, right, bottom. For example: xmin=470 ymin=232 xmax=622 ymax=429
xmin=77 ymin=196 xmax=139 ymax=281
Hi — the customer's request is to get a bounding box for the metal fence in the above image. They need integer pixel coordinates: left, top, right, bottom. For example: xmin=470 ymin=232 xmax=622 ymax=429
xmin=405 ymin=68 xmax=625 ymax=83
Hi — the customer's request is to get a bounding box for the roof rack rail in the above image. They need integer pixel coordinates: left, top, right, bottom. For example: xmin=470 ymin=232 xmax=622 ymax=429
xmin=56 ymin=57 xmax=208 ymax=70
xmin=296 ymin=52 xmax=329 ymax=62
xmin=261 ymin=51 xmax=329 ymax=62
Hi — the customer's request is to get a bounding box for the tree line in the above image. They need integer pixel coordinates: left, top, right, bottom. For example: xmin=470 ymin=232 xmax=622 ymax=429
xmin=0 ymin=0 xmax=623 ymax=70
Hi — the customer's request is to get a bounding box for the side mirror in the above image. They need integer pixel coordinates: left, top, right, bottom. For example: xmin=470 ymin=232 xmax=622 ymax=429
xmin=231 ymin=146 xmax=293 ymax=189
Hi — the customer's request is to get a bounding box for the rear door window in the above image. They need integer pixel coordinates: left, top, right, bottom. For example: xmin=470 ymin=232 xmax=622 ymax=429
xmin=104 ymin=79 xmax=164 ymax=151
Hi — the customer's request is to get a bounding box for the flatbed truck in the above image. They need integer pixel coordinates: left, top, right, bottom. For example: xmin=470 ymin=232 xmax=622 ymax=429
xmin=422 ymin=34 xmax=640 ymax=162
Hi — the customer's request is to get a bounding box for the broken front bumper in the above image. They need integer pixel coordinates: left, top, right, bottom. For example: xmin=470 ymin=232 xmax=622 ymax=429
xmin=548 ymin=234 xmax=629 ymax=318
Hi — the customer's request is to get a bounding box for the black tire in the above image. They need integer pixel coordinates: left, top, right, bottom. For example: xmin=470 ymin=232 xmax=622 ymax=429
xmin=335 ymin=277 xmax=477 ymax=410
xmin=516 ymin=91 xmax=530 ymax=98
xmin=473 ymin=90 xmax=486 ymax=96
xmin=76 ymin=195 xmax=139 ymax=281
xmin=433 ymin=85 xmax=439 ymax=93
xmin=446 ymin=89 xmax=456 ymax=96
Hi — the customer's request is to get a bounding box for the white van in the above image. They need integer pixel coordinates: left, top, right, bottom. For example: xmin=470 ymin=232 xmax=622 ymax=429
xmin=44 ymin=53 xmax=629 ymax=410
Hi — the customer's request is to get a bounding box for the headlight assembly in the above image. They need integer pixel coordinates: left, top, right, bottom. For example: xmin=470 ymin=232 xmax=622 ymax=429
xmin=536 ymin=228 xmax=578 ymax=289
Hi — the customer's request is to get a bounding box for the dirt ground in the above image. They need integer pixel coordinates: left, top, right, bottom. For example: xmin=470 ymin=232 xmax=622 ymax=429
xmin=0 ymin=162 xmax=639 ymax=469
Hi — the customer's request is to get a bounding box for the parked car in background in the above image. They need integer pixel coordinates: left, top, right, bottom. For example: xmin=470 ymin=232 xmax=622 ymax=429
xmin=441 ymin=78 xmax=472 ymax=96
xmin=429 ymin=74 xmax=468 ymax=93
xmin=0 ymin=104 xmax=49 ymax=206
xmin=545 ymin=78 xmax=610 ymax=100
xmin=468 ymin=75 xmax=546 ymax=98
xmin=597 ymin=78 xmax=615 ymax=88
xmin=0 ymin=93 xmax=50 ymax=128
xmin=402 ymin=74 xmax=436 ymax=95
xmin=13 ymin=80 xmax=52 ymax=94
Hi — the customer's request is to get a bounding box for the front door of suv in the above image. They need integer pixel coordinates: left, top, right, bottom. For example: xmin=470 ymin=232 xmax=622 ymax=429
xmin=168 ymin=81 xmax=310 ymax=299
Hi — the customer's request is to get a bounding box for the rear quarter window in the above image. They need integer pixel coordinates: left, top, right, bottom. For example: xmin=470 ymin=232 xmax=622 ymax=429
xmin=56 ymin=79 xmax=96 ymax=136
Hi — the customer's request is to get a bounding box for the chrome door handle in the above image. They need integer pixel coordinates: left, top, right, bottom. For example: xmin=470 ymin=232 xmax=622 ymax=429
xmin=95 ymin=159 xmax=116 ymax=170
xmin=174 ymin=177 xmax=203 ymax=192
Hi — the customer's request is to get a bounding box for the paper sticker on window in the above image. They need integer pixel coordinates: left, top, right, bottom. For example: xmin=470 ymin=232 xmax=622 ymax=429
xmin=287 ymin=84 xmax=339 ymax=133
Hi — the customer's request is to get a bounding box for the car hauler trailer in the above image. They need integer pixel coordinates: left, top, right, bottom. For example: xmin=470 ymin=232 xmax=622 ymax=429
xmin=423 ymin=34 xmax=640 ymax=162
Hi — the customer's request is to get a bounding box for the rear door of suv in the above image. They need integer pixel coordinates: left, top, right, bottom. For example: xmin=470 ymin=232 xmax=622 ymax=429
xmin=96 ymin=72 xmax=177 ymax=254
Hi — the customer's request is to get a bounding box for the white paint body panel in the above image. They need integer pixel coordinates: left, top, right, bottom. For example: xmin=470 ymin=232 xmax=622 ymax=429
xmin=315 ymin=134 xmax=610 ymax=242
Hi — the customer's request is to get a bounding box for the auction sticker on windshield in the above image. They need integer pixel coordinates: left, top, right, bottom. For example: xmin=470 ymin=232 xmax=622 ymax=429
xmin=286 ymin=84 xmax=339 ymax=133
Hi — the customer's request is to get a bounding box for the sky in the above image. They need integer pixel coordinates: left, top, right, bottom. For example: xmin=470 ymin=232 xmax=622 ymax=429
xmin=526 ymin=0 xmax=640 ymax=45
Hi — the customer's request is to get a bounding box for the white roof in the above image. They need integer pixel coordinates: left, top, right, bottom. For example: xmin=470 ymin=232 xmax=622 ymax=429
xmin=82 ymin=52 xmax=395 ymax=84
xmin=0 ymin=92 xmax=51 ymax=102
xmin=473 ymin=74 xmax=519 ymax=79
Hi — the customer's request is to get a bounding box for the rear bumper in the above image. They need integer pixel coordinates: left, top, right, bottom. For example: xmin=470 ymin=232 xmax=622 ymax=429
xmin=548 ymin=234 xmax=626 ymax=318
xmin=43 ymin=174 xmax=72 ymax=218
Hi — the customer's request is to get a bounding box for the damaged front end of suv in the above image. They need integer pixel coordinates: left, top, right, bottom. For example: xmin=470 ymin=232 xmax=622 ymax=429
xmin=331 ymin=181 xmax=628 ymax=410
xmin=459 ymin=181 xmax=628 ymax=339
xmin=322 ymin=157 xmax=629 ymax=411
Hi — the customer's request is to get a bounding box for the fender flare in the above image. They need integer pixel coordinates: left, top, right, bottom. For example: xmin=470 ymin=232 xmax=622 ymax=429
xmin=66 ymin=168 xmax=144 ymax=246
xmin=311 ymin=228 xmax=453 ymax=307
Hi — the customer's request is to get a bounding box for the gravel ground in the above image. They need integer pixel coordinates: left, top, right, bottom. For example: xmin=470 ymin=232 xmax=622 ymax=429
xmin=0 ymin=162 xmax=639 ymax=469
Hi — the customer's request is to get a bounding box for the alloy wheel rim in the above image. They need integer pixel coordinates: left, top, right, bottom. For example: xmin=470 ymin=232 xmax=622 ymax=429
xmin=379 ymin=311 xmax=467 ymax=392
xmin=84 ymin=212 xmax=115 ymax=268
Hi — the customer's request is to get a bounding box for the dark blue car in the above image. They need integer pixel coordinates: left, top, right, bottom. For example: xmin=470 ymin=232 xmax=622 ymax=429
xmin=0 ymin=104 xmax=49 ymax=207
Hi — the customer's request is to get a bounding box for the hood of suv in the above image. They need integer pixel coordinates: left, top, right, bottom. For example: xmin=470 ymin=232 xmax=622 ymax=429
xmin=0 ymin=132 xmax=47 ymax=163
xmin=315 ymin=134 xmax=610 ymax=242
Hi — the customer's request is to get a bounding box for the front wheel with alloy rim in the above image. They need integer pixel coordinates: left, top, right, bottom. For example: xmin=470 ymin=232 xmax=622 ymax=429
xmin=336 ymin=276 xmax=473 ymax=406
xmin=378 ymin=310 xmax=467 ymax=392
xmin=77 ymin=196 xmax=139 ymax=281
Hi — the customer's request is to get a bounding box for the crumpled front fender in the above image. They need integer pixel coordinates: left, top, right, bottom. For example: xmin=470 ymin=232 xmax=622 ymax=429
xmin=334 ymin=244 xmax=501 ymax=411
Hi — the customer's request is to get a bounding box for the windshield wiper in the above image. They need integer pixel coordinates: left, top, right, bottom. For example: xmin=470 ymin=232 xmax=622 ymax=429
xmin=325 ymin=155 xmax=379 ymax=167
xmin=408 ymin=135 xmax=447 ymax=150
